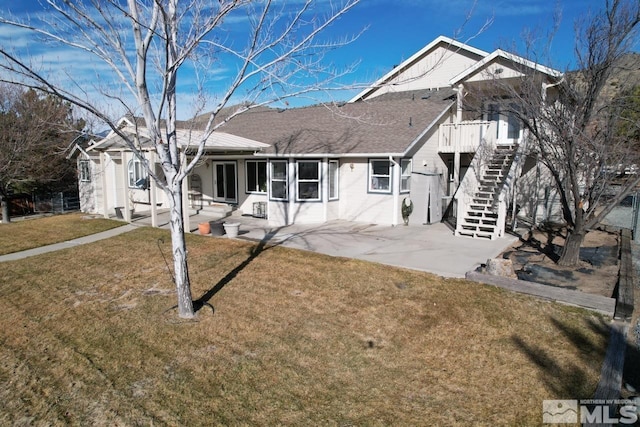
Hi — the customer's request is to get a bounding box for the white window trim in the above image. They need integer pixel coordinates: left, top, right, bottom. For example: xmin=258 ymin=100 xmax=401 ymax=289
xmin=329 ymin=160 xmax=339 ymax=200
xmin=296 ymin=160 xmax=321 ymax=202
xmin=270 ymin=160 xmax=288 ymax=201
xmin=79 ymin=160 xmax=91 ymax=182
xmin=368 ymin=159 xmax=392 ymax=193
xmin=246 ymin=160 xmax=267 ymax=193
xmin=400 ymin=159 xmax=411 ymax=193
xmin=128 ymin=157 xmax=147 ymax=189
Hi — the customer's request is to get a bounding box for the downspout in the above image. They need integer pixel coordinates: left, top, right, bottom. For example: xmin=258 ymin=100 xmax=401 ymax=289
xmin=121 ymin=150 xmax=131 ymax=222
xmin=150 ymin=151 xmax=158 ymax=228
xmin=322 ymin=157 xmax=329 ymax=222
xmin=100 ymin=152 xmax=109 ymax=219
xmin=180 ymin=148 xmax=190 ymax=232
xmin=452 ymin=84 xmax=465 ymax=190
xmin=389 ymin=155 xmax=399 ymax=226
xmin=533 ymin=76 xmax=563 ymax=226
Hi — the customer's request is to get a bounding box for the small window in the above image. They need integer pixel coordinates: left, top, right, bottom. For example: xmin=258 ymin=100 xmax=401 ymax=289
xmin=329 ymin=160 xmax=339 ymax=200
xmin=297 ymin=160 xmax=320 ymax=201
xmin=246 ymin=160 xmax=267 ymax=193
xmin=128 ymin=157 xmax=148 ymax=189
xmin=79 ymin=160 xmax=91 ymax=182
xmin=369 ymin=159 xmax=391 ymax=193
xmin=270 ymin=160 xmax=288 ymax=200
xmin=400 ymin=159 xmax=411 ymax=193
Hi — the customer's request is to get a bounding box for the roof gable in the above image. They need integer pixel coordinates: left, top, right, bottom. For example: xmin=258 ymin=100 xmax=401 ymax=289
xmin=349 ymin=35 xmax=489 ymax=102
xmin=449 ymin=49 xmax=562 ymax=85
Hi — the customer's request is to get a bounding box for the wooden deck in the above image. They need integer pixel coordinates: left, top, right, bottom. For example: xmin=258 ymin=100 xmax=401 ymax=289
xmin=465 ymin=271 xmax=616 ymax=316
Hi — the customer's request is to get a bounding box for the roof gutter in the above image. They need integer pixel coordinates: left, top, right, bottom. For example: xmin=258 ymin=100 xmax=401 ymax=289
xmin=252 ymin=152 xmax=405 ymax=159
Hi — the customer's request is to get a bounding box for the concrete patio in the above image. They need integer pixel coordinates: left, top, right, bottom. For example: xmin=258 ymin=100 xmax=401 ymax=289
xmin=131 ymin=210 xmax=518 ymax=278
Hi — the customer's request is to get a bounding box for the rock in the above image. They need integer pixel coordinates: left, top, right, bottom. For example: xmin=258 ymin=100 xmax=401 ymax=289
xmin=486 ymin=258 xmax=517 ymax=279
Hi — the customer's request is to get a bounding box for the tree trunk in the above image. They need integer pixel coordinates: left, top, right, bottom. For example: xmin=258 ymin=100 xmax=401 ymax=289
xmin=0 ymin=195 xmax=10 ymax=224
xmin=558 ymin=230 xmax=585 ymax=266
xmin=168 ymin=183 xmax=194 ymax=318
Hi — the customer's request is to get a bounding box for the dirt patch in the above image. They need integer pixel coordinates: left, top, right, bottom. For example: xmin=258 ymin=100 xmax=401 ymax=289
xmin=499 ymin=225 xmax=620 ymax=298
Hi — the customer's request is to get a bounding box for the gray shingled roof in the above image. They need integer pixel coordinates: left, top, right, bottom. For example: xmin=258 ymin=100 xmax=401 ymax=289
xmin=212 ymin=88 xmax=456 ymax=156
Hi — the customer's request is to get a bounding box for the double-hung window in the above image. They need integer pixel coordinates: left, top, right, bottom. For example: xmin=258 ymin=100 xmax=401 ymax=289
xmin=296 ymin=161 xmax=320 ymax=201
xmin=128 ymin=157 xmax=148 ymax=189
xmin=270 ymin=160 xmax=288 ymax=200
xmin=79 ymin=160 xmax=91 ymax=182
xmin=369 ymin=159 xmax=391 ymax=193
xmin=400 ymin=159 xmax=411 ymax=193
xmin=246 ymin=160 xmax=267 ymax=193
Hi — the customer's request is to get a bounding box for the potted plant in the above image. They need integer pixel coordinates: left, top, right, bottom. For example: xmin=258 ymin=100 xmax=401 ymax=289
xmin=198 ymin=222 xmax=210 ymax=235
xmin=223 ymin=222 xmax=241 ymax=238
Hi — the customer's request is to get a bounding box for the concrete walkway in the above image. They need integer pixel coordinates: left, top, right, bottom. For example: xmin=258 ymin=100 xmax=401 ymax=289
xmin=0 ymin=224 xmax=138 ymax=262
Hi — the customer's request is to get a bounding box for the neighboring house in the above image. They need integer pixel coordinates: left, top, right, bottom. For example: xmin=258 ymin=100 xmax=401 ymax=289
xmin=70 ymin=35 xmax=563 ymax=239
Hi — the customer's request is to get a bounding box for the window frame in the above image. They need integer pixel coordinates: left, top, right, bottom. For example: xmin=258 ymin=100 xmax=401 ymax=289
xmin=328 ymin=159 xmax=339 ymax=200
xmin=296 ymin=160 xmax=321 ymax=202
xmin=128 ymin=157 xmax=148 ymax=189
xmin=368 ymin=159 xmax=392 ymax=193
xmin=245 ymin=160 xmax=267 ymax=194
xmin=79 ymin=159 xmax=91 ymax=182
xmin=269 ymin=160 xmax=288 ymax=201
xmin=400 ymin=159 xmax=411 ymax=193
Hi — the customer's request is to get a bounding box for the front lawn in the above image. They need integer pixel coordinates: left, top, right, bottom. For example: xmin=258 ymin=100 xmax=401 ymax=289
xmin=0 ymin=213 xmax=122 ymax=255
xmin=0 ymin=225 xmax=608 ymax=425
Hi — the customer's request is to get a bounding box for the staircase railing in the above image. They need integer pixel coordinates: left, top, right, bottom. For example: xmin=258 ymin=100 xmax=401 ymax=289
xmin=494 ymin=138 xmax=528 ymax=237
xmin=453 ymin=122 xmax=497 ymax=233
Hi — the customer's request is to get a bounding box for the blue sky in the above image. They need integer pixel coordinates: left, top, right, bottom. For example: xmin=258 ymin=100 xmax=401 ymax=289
xmin=0 ymin=0 xmax=621 ymax=120
xmin=332 ymin=0 xmax=608 ymax=81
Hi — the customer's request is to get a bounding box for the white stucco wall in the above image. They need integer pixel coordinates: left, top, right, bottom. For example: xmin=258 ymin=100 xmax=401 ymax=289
xmin=338 ymin=158 xmax=396 ymax=224
xmin=367 ymin=45 xmax=484 ymax=98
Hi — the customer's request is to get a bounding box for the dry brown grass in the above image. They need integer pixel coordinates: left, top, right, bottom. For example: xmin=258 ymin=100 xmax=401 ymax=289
xmin=0 ymin=213 xmax=122 ymax=255
xmin=0 ymin=225 xmax=609 ymax=426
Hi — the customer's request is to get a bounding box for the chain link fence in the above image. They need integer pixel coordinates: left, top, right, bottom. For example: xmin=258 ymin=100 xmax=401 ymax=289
xmin=599 ymin=190 xmax=640 ymax=241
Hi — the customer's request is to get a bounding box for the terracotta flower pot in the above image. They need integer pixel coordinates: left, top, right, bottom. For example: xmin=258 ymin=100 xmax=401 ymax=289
xmin=198 ymin=222 xmax=210 ymax=235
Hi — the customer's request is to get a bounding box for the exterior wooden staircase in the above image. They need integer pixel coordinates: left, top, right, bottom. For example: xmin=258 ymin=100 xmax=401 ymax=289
xmin=455 ymin=144 xmax=517 ymax=239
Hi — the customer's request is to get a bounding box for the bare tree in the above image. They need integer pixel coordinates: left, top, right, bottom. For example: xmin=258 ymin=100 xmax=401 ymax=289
xmin=0 ymin=85 xmax=80 ymax=223
xmin=483 ymin=0 xmax=640 ymax=266
xmin=0 ymin=0 xmax=362 ymax=318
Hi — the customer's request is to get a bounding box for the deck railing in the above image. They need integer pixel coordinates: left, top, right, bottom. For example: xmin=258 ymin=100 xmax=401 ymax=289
xmin=439 ymin=121 xmax=496 ymax=152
